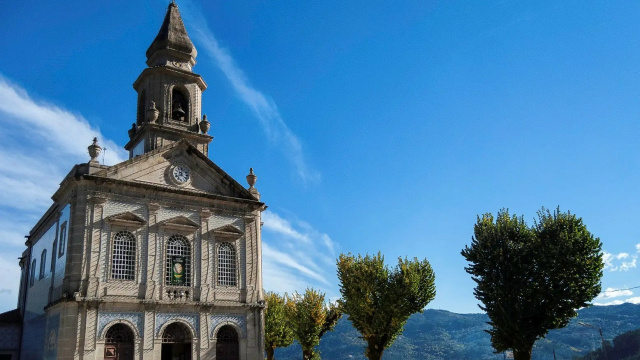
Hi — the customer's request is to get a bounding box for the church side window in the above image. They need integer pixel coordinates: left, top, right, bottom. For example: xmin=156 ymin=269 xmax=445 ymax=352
xmin=39 ymin=250 xmax=47 ymax=279
xmin=166 ymin=235 xmax=191 ymax=286
xmin=111 ymin=231 xmax=136 ymax=281
xmin=217 ymin=242 xmax=236 ymax=287
xmin=30 ymin=260 xmax=36 ymax=286
xmin=58 ymin=222 xmax=67 ymax=258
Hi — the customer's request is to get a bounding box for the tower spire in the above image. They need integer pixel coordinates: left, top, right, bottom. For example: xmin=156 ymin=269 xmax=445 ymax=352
xmin=146 ymin=2 xmax=197 ymax=70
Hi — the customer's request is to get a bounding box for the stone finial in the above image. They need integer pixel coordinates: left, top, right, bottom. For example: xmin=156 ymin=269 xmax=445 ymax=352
xmin=88 ymin=137 xmax=102 ymax=163
xmin=246 ymin=168 xmax=257 ymax=189
xmin=146 ymin=101 xmax=159 ymax=124
xmin=128 ymin=123 xmax=137 ymax=139
xmin=199 ymin=114 xmax=210 ymax=134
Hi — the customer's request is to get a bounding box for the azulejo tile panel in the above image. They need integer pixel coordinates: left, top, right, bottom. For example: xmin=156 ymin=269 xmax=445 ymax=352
xmin=210 ymin=314 xmax=246 ymax=338
xmin=97 ymin=311 xmax=144 ymax=338
xmin=155 ymin=313 xmax=199 ymax=337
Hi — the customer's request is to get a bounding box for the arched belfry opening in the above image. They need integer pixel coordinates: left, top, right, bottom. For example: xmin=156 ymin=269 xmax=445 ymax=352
xmin=161 ymin=322 xmax=192 ymax=360
xmin=104 ymin=323 xmax=135 ymax=360
xmin=171 ymin=88 xmax=189 ymax=122
xmin=215 ymin=325 xmax=239 ymax=360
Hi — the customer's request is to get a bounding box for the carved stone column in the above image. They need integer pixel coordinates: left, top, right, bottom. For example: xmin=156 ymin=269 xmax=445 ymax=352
xmin=145 ymin=203 xmax=161 ymax=300
xmin=86 ymin=196 xmax=107 ymax=298
xmin=199 ymin=209 xmax=211 ymax=302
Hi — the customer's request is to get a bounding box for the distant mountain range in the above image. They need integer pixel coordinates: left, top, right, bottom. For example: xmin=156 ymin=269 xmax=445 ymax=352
xmin=274 ymin=303 xmax=640 ymax=360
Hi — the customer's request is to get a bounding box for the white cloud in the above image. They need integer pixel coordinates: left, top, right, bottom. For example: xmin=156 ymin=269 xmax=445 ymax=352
xmin=602 ymin=250 xmax=638 ymax=272
xmin=262 ymin=211 xmax=310 ymax=244
xmin=0 ymin=255 xmax=22 ymax=313
xmin=597 ymin=288 xmax=633 ymax=299
xmin=181 ymin=5 xmax=320 ymax=184
xmin=636 ymin=243 xmax=640 ymax=252
xmin=593 ymin=296 xmax=640 ymax=306
xmin=0 ymin=75 xmax=127 ymax=311
xmin=261 ymin=210 xmax=338 ymax=298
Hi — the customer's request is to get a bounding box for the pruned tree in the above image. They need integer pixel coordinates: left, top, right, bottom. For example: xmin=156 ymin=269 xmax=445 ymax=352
xmin=264 ymin=292 xmax=294 ymax=360
xmin=285 ymin=288 xmax=341 ymax=360
xmin=461 ymin=208 xmax=604 ymax=360
xmin=337 ymin=252 xmax=436 ymax=360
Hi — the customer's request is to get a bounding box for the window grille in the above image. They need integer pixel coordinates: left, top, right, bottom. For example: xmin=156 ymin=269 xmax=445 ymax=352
xmin=58 ymin=222 xmax=67 ymax=258
xmin=216 ymin=325 xmax=238 ymax=342
xmin=39 ymin=250 xmax=47 ymax=279
xmin=105 ymin=323 xmax=135 ymax=343
xmin=165 ymin=235 xmax=191 ymax=286
xmin=111 ymin=231 xmax=136 ymax=280
xmin=162 ymin=323 xmax=191 ymax=343
xmin=30 ymin=260 xmax=36 ymax=286
xmin=217 ymin=242 xmax=237 ymax=286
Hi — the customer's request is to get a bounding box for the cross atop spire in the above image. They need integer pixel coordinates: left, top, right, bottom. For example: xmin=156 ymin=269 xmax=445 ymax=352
xmin=146 ymin=2 xmax=197 ymax=69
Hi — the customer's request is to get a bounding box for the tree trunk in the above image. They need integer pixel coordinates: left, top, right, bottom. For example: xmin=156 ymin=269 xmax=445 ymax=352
xmin=513 ymin=345 xmax=533 ymax=360
xmin=302 ymin=348 xmax=314 ymax=360
xmin=266 ymin=347 xmax=275 ymax=360
xmin=365 ymin=339 xmax=385 ymax=360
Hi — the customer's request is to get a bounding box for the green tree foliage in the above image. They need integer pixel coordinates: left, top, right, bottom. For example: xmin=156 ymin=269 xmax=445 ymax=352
xmin=337 ymin=252 xmax=436 ymax=360
xmin=461 ymin=208 xmax=604 ymax=360
xmin=285 ymin=288 xmax=341 ymax=360
xmin=265 ymin=292 xmax=294 ymax=360
xmin=575 ymin=328 xmax=640 ymax=360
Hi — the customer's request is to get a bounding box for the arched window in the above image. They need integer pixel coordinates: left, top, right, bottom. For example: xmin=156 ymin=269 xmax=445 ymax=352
xmin=171 ymin=88 xmax=188 ymax=122
xmin=166 ymin=235 xmax=191 ymax=286
xmin=111 ymin=231 xmax=136 ymax=280
xmin=104 ymin=323 xmax=134 ymax=360
xmin=58 ymin=222 xmax=67 ymax=258
xmin=39 ymin=250 xmax=47 ymax=279
xmin=216 ymin=325 xmax=239 ymax=360
xmin=217 ymin=243 xmax=236 ymax=287
xmin=30 ymin=259 xmax=36 ymax=286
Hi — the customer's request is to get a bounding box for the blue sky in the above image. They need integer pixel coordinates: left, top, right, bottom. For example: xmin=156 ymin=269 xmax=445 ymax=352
xmin=1 ymin=0 xmax=640 ymax=314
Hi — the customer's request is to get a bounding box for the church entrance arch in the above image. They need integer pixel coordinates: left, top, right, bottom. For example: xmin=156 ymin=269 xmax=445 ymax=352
xmin=161 ymin=322 xmax=192 ymax=360
xmin=215 ymin=325 xmax=239 ymax=360
xmin=104 ymin=323 xmax=135 ymax=360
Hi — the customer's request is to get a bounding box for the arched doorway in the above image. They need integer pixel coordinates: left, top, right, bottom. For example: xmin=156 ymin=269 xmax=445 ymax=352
xmin=104 ymin=323 xmax=134 ymax=360
xmin=215 ymin=325 xmax=239 ymax=360
xmin=161 ymin=322 xmax=192 ymax=360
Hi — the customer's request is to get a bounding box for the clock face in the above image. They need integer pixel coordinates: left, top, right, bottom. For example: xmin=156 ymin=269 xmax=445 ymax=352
xmin=172 ymin=165 xmax=190 ymax=183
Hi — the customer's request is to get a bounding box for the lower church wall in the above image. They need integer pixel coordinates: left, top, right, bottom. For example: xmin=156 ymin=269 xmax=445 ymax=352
xmin=20 ymin=316 xmax=46 ymax=360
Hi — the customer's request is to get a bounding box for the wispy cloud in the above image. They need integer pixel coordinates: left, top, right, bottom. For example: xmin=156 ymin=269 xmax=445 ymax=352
xmin=261 ymin=210 xmax=338 ymax=297
xmin=602 ymin=244 xmax=638 ymax=272
xmin=180 ymin=4 xmax=320 ymax=184
xmin=596 ymin=287 xmax=633 ymax=299
xmin=593 ymin=296 xmax=640 ymax=306
xmin=0 ymin=75 xmax=127 ymax=311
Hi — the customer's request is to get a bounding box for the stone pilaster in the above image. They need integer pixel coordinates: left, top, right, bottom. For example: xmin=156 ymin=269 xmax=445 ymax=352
xmin=146 ymin=203 xmax=161 ymax=300
xmin=86 ymin=196 xmax=107 ymax=297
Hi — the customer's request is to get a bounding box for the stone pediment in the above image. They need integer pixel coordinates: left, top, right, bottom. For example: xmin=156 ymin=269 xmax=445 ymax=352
xmin=158 ymin=216 xmax=200 ymax=232
xmin=107 ymin=212 xmax=147 ymax=228
xmin=94 ymin=140 xmax=258 ymax=201
xmin=213 ymin=224 xmax=243 ymax=238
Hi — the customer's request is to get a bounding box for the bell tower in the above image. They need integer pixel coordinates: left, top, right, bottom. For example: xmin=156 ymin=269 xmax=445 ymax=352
xmin=125 ymin=2 xmax=212 ymax=159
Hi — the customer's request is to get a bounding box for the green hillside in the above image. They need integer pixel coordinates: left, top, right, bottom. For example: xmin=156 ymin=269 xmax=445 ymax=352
xmin=273 ymin=303 xmax=640 ymax=360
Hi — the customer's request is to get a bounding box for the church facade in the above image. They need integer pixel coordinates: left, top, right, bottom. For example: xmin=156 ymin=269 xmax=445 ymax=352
xmin=2 ymin=3 xmax=266 ymax=360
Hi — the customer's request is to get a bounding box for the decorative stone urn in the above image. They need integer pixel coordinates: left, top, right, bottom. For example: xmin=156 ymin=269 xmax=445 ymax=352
xmin=146 ymin=101 xmax=159 ymax=123
xmin=88 ymin=137 xmax=102 ymax=163
xmin=128 ymin=123 xmax=136 ymax=139
xmin=246 ymin=168 xmax=257 ymax=189
xmin=199 ymin=114 xmax=210 ymax=134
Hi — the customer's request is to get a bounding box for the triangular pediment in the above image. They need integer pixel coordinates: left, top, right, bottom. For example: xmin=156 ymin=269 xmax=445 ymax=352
xmin=213 ymin=224 xmax=243 ymax=238
xmin=107 ymin=212 xmax=147 ymax=227
xmin=158 ymin=215 xmax=200 ymax=232
xmin=93 ymin=140 xmax=258 ymax=201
